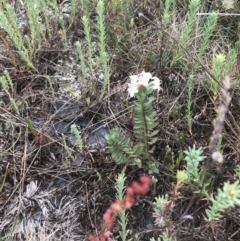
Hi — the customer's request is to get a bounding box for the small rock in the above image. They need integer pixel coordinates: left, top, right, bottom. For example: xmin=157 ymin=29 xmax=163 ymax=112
xmin=68 ymin=133 xmax=78 ymax=147
xmin=73 ymin=152 xmax=85 ymax=166
xmin=53 ymin=121 xmax=70 ymax=134
xmin=76 ymin=119 xmax=91 ymax=127
xmin=33 ymin=212 xmax=46 ymax=221
xmin=88 ymin=123 xmax=110 ymax=146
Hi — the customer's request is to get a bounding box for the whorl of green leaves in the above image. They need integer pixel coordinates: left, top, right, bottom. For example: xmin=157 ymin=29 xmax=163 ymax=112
xmin=184 ymin=144 xmax=205 ymax=182
xmin=105 ymin=128 xmax=144 ymax=166
xmin=105 ymin=80 xmax=159 ymax=172
xmin=206 ymin=181 xmax=240 ymax=222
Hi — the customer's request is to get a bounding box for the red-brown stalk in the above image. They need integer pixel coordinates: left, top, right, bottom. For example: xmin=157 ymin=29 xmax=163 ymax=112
xmin=88 ymin=175 xmax=151 ymax=241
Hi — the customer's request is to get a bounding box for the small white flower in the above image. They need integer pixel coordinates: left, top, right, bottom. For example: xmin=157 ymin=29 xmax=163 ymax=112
xmin=129 ymin=71 xmax=150 ymax=87
xmin=128 ymin=71 xmax=150 ymax=96
xmin=128 ymin=71 xmax=162 ymax=97
xmin=137 ymin=71 xmax=152 ymax=87
xmin=151 ymin=77 xmax=161 ymax=91
xmin=212 ymin=151 xmax=223 ymax=163
xmin=128 ymin=79 xmax=139 ymax=97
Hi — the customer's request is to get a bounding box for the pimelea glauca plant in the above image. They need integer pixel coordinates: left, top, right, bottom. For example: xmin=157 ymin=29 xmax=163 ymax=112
xmin=105 ymin=71 xmax=161 ymax=174
xmin=183 ymin=145 xmax=212 ymax=197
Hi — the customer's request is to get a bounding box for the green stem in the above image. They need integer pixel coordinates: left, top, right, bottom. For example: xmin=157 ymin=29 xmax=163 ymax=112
xmin=141 ymin=101 xmax=150 ymax=158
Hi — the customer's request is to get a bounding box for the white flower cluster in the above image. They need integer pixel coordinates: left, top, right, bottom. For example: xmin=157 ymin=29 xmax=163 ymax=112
xmin=127 ymin=71 xmax=161 ymax=97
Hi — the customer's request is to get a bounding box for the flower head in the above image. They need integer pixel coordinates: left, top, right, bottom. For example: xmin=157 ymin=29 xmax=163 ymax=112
xmin=151 ymin=77 xmax=161 ymax=91
xmin=128 ymin=71 xmax=161 ymax=97
xmin=212 ymin=151 xmax=223 ymax=163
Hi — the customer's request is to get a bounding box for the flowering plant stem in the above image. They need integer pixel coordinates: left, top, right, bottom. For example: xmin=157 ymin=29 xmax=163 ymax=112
xmin=88 ymin=175 xmax=151 ymax=241
xmin=135 ymin=93 xmax=151 ymax=158
xmin=105 ymin=71 xmax=161 ymax=174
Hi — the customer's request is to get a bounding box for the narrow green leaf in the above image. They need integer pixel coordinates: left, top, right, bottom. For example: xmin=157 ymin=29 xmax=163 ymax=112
xmin=149 ymin=146 xmax=156 ymax=153
xmin=24 ymin=117 xmax=34 ymax=133
xmin=148 ymin=129 xmax=159 ymax=138
xmin=148 ymin=137 xmax=158 ymax=145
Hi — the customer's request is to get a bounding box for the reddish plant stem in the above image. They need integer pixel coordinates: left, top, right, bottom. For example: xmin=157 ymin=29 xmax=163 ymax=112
xmin=88 ymin=175 xmax=151 ymax=241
